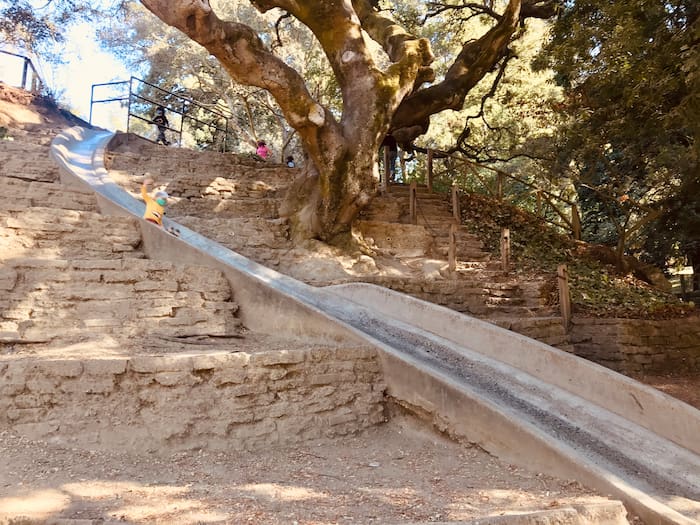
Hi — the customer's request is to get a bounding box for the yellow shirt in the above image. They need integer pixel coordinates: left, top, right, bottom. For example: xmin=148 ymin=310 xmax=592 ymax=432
xmin=141 ymin=185 xmax=165 ymax=226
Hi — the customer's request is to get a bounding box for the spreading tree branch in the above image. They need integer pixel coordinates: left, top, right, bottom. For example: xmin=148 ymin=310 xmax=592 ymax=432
xmin=390 ymin=0 xmax=522 ymax=144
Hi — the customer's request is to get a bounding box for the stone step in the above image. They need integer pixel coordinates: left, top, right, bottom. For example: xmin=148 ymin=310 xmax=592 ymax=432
xmin=175 ymin=216 xmax=291 ymax=253
xmin=0 ymin=258 xmax=243 ymax=342
xmin=433 ymin=246 xmax=491 ymax=261
xmin=171 ymin=197 xmax=282 ymax=220
xmin=385 ymin=184 xmax=445 ymax=198
xmin=0 ymin=141 xmax=60 ymax=183
xmin=167 ymin=174 xmax=291 ymax=200
xmin=485 ymin=296 xmax=526 ymax=306
xmin=107 ymin=140 xmax=297 ymax=194
xmin=413 ymin=198 xmax=454 ymax=210
xmin=483 ymin=305 xmax=561 ymax=319
xmin=0 ymin=177 xmax=99 ymax=213
xmin=489 ymin=315 xmax=571 ymax=349
xmin=415 ymin=213 xmax=459 ymax=228
xmin=0 ymin=206 xmax=143 ymax=260
xmin=433 ymin=227 xmax=485 ymax=244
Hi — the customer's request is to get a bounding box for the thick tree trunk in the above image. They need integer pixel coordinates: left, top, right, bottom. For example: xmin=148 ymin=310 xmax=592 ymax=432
xmin=280 ymin=148 xmax=379 ymax=242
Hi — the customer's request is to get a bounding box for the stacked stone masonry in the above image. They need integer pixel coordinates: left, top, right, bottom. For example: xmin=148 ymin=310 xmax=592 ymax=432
xmin=0 ymin=206 xmax=143 ymax=260
xmin=0 ymin=347 xmax=386 ymax=452
xmin=568 ymin=317 xmax=700 ymax=374
xmin=106 ymin=146 xmax=296 ymax=221
xmin=0 ymin=177 xmax=99 ymax=213
xmin=0 ymin=140 xmax=61 ymax=183
xmin=493 ymin=316 xmax=700 ymax=374
xmin=0 ymin=258 xmax=242 ymax=341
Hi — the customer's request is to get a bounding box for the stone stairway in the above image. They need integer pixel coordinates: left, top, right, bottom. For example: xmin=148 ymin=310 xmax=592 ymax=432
xmin=104 ymin=136 xmax=565 ymax=325
xmin=0 ymin=126 xmax=243 ymax=350
xmin=0 ymin=110 xmax=385 ymax=462
xmin=361 ymin=183 xmax=561 ymax=319
xmin=105 ymin=134 xmax=295 ymax=268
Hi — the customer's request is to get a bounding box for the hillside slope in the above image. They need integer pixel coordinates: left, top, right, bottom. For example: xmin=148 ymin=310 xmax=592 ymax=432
xmin=3 ymin=84 xmax=698 ymax=410
xmin=1 ymin=83 xmax=630 ymax=525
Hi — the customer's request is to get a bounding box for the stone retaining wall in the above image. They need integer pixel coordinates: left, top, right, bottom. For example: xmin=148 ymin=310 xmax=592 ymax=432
xmin=0 ymin=207 xmax=142 ymax=260
xmin=0 ymin=258 xmax=242 ymax=341
xmin=568 ymin=316 xmax=700 ymax=374
xmin=356 ymin=276 xmax=523 ymax=316
xmin=495 ymin=316 xmax=700 ymax=374
xmin=493 ymin=317 xmax=573 ymax=350
xmin=0 ymin=346 xmax=386 ymax=452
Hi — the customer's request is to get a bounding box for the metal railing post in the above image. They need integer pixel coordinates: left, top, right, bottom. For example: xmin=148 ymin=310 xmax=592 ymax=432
xmin=89 ymin=84 xmax=95 ymax=125
xmin=21 ymin=58 xmax=29 ymax=90
xmin=127 ymin=77 xmax=135 ymax=136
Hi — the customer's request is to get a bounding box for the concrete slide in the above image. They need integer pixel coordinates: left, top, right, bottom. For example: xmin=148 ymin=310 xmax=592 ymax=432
xmin=50 ymin=127 xmax=700 ymax=525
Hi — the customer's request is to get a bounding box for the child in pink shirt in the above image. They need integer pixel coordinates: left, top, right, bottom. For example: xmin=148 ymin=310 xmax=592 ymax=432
xmin=256 ymin=140 xmax=270 ymax=159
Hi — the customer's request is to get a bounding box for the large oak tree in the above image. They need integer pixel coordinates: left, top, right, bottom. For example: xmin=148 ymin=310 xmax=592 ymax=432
xmin=139 ymin=0 xmax=556 ymax=243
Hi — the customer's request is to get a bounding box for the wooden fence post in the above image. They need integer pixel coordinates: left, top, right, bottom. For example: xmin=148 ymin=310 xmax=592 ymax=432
xmin=381 ymin=147 xmax=389 ymax=194
xmin=448 ymin=223 xmax=457 ymax=272
xmin=500 ymin=228 xmax=510 ymax=273
xmin=427 ymin=149 xmax=434 ymax=193
xmin=557 ymin=264 xmax=572 ymax=332
xmin=496 ymin=173 xmax=504 ymax=198
xmin=409 ymin=181 xmax=417 ymax=225
xmin=451 ymin=184 xmax=460 ymax=223
xmin=571 ymin=204 xmax=582 ymax=240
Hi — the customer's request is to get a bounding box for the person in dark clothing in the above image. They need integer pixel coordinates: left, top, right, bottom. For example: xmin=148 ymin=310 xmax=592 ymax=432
xmin=152 ymin=106 xmax=170 ymax=146
xmin=381 ymin=134 xmax=398 ymax=182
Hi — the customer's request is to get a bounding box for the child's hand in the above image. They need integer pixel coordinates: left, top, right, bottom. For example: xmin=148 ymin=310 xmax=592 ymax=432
xmin=143 ymin=177 xmax=154 ymax=186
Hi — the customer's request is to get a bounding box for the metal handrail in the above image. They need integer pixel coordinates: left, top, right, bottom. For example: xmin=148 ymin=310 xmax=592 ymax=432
xmin=89 ymin=75 xmax=233 ymax=152
xmin=0 ymin=50 xmax=43 ymax=93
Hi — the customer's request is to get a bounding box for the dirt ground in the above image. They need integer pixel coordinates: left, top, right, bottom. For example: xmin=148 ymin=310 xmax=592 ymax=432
xmin=0 ymin=410 xmax=618 ymax=525
xmin=632 ymin=373 xmax=700 ymax=410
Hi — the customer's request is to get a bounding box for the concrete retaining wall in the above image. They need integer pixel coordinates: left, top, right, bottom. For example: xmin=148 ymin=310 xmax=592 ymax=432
xmin=0 ymin=346 xmax=385 ymax=452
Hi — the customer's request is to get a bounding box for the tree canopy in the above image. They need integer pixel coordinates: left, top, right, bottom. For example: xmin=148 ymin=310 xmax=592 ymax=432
xmin=533 ymin=0 xmax=699 ymax=270
xmin=0 ymin=1 xmax=111 ymax=57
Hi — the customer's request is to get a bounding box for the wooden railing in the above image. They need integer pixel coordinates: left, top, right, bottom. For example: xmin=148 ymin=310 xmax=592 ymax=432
xmin=388 ymin=147 xmax=576 ymax=327
xmin=426 ymin=149 xmax=581 ymax=240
